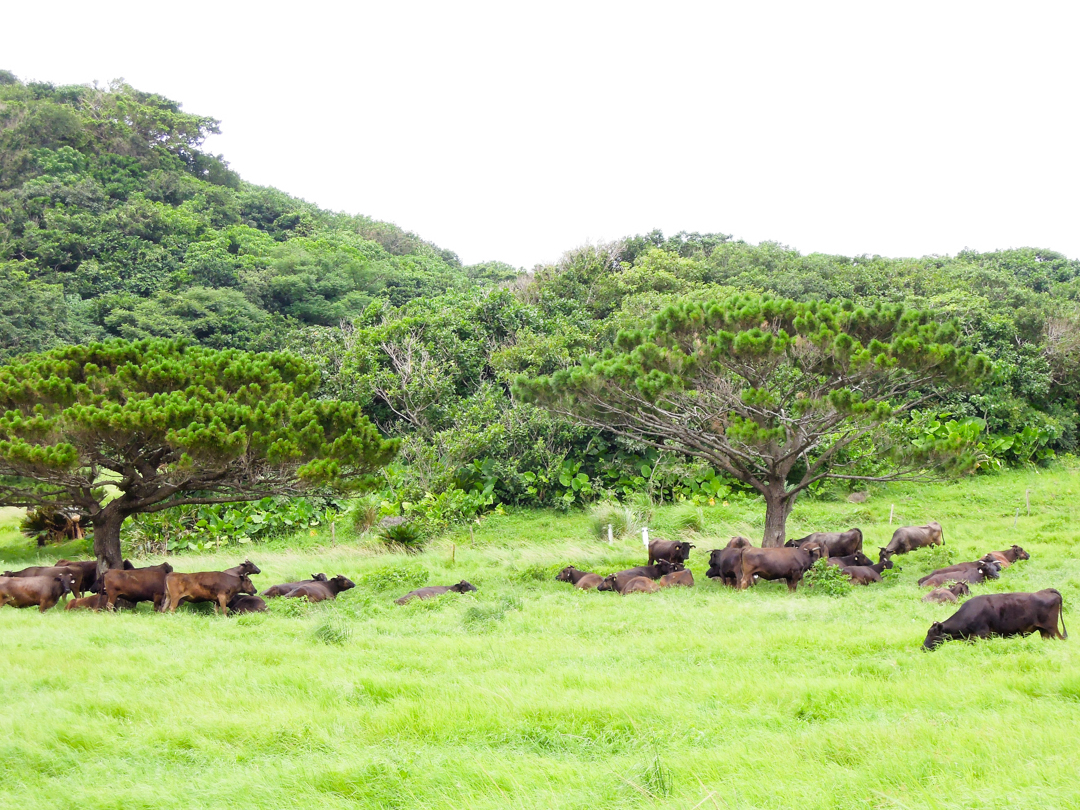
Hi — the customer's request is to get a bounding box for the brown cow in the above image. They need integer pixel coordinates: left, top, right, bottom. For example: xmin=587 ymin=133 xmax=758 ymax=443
xmin=103 ymin=563 xmax=174 ymax=612
xmin=917 ymin=556 xmax=997 ymax=584
xmin=164 ymin=572 xmax=256 ymax=615
xmin=223 ymin=559 xmax=261 ymax=577
xmin=825 ymin=551 xmax=874 ymax=568
xmin=65 ymin=592 xmax=106 ymax=611
xmin=922 ymin=582 xmax=971 ymax=603
xmin=884 ymin=521 xmax=945 ymax=556
xmin=227 ymin=594 xmax=267 ymax=614
xmin=262 ymin=573 xmax=328 ymax=598
xmin=596 ymin=562 xmax=683 ymax=594
xmin=738 ymin=542 xmax=826 ymax=591
xmin=647 ymin=539 xmax=695 ymax=566
xmin=658 ymin=569 xmax=694 ymax=588
xmin=55 ymin=559 xmax=136 ymax=594
xmin=705 ymin=537 xmax=753 ymax=587
xmin=987 ymin=546 xmax=1030 ymax=569
xmin=919 ymin=559 xmax=1000 ymax=589
xmin=598 ymin=574 xmax=660 ymax=594
xmin=286 ymin=575 xmax=357 ymax=603
xmin=395 ymin=580 xmax=474 ymax=604
xmin=555 ymin=567 xmax=604 ymax=590
xmin=786 ymin=528 xmax=863 ymax=557
xmin=924 ymin=589 xmax=1067 ymax=649
xmin=4 ymin=565 xmax=85 ymax=598
xmin=839 ymin=558 xmax=893 ymax=585
xmin=0 ymin=572 xmax=76 ymax=612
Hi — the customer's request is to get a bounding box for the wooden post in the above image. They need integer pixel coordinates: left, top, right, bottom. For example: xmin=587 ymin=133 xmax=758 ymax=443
xmin=1026 ymin=489 xmax=1031 ymax=516
xmin=330 ymin=520 xmax=336 ymax=546
xmin=1014 ymin=508 xmax=1020 ymax=529
xmin=608 ymin=523 xmax=613 ymax=544
xmin=451 ymin=543 xmax=456 ymax=565
xmin=889 ymin=505 xmax=894 ymax=525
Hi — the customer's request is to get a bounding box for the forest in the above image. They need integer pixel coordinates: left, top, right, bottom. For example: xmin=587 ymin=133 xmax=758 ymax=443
xmin=2 ymin=71 xmax=1079 ymax=548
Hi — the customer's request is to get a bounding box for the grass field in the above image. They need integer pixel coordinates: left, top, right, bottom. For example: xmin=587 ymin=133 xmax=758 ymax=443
xmin=1 ymin=464 xmax=1079 ymax=809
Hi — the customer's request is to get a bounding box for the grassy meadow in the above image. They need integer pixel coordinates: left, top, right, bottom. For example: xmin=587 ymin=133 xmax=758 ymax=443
xmin=2 ymin=464 xmax=1079 ymax=809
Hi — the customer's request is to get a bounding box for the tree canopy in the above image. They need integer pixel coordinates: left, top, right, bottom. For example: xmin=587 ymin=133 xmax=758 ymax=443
xmin=516 ymin=294 xmax=991 ymax=545
xmin=0 ymin=339 xmax=397 ymax=568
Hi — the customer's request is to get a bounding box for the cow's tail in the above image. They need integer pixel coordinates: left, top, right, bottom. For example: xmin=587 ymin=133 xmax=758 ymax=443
xmin=1054 ymin=589 xmax=1068 ymax=639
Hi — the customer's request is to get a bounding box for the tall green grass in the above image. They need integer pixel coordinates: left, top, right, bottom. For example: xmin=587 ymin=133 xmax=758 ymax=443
xmin=1 ymin=465 xmax=1078 ymax=808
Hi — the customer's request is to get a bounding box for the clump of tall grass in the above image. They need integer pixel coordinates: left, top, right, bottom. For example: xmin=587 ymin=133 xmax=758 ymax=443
xmin=348 ymin=494 xmax=383 ymax=535
xmin=670 ymin=501 xmax=707 ymax=533
xmin=589 ymin=501 xmax=644 ymax=541
xmin=356 ymin=563 xmax=430 ymax=591
xmin=313 ymin=614 xmax=351 ymax=646
xmin=377 ymin=520 xmax=425 ymax=551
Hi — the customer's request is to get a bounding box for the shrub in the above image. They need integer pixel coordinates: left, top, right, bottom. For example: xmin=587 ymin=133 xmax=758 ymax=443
xmin=801 ymin=558 xmax=853 ymax=597
xmin=348 ymin=494 xmax=383 ymax=535
xmin=589 ymin=501 xmax=643 ymax=542
xmin=377 ymin=520 xmax=425 ymax=551
xmin=356 ymin=564 xmax=430 ymax=591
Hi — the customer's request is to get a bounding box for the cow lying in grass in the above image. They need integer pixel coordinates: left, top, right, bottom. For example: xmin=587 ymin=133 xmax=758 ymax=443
xmin=598 ymin=574 xmax=660 ymax=594
xmin=555 ymin=567 xmax=604 ymax=590
xmin=924 ymin=590 xmax=1066 ymax=650
xmin=923 ymin=582 xmax=970 ymax=603
xmin=262 ymin=574 xmax=328 ymax=598
xmin=395 ymin=581 xmax=475 ymax=604
xmin=284 ymin=575 xmax=356 ymax=603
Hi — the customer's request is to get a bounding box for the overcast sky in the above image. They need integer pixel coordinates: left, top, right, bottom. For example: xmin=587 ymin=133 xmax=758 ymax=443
xmin=6 ymin=1 xmax=1079 ymax=269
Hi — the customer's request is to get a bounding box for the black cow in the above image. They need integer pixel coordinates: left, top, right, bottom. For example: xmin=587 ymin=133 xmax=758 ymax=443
xmin=738 ymin=542 xmax=826 ymax=591
xmin=555 ymin=567 xmax=604 ymax=590
xmin=647 ymin=539 xmax=695 ymax=566
xmin=826 ymin=551 xmax=874 ymax=568
xmin=884 ymin=521 xmax=944 ymax=556
xmin=262 ymin=573 xmax=328 ymax=598
xmin=919 ymin=559 xmax=1000 ymax=589
xmin=924 ymin=589 xmax=1067 ymax=650
xmin=597 ymin=562 xmax=682 ymax=594
xmin=282 ymin=575 xmax=356 ymax=603
xmin=395 ymin=580 xmax=476 ymax=604
xmin=227 ymin=594 xmax=267 ymax=614
xmin=786 ymin=528 xmax=863 ymax=557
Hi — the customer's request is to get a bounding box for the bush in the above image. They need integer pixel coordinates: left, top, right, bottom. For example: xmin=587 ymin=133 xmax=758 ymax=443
xmin=377 ymin=520 xmax=425 ymax=551
xmin=356 ymin=564 xmax=430 ymax=592
xmin=589 ymin=501 xmax=644 ymax=542
xmin=348 ymin=494 xmax=383 ymax=535
xmin=670 ymin=502 xmax=706 ymax=533
xmin=801 ymin=558 xmax=853 ymax=597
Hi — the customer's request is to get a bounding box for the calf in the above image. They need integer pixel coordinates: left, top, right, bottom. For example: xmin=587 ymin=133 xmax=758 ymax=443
xmin=924 ymin=589 xmax=1066 ymax=650
xmin=987 ymin=545 xmax=1030 ymax=569
xmin=738 ymin=542 xmax=826 ymax=591
xmin=826 ymin=551 xmax=874 ymax=568
xmin=0 ymin=572 xmax=76 ymax=612
xmin=227 ymin=594 xmax=267 ymax=614
xmin=555 ymin=567 xmax=604 ymax=590
xmin=395 ymin=580 xmax=475 ymax=604
xmin=786 ymin=528 xmax=863 ymax=557
xmin=285 ymin=575 xmax=357 ymax=603
xmin=658 ymin=569 xmax=694 ymax=588
xmin=4 ymin=565 xmax=85 ymax=598
xmin=598 ymin=574 xmax=660 ymax=594
xmin=922 ymin=582 xmax=971 ymax=604
xmin=839 ymin=558 xmax=894 ymax=586
xmin=919 ymin=560 xmax=1000 ymax=589
xmin=164 ymin=571 xmax=256 ymax=615
xmin=103 ymin=563 xmax=174 ymax=612
xmin=65 ymin=592 xmax=106 ymax=611
xmin=883 ymin=521 xmax=945 ymax=556
xmin=223 ymin=559 xmax=261 ymax=577
xmin=262 ymin=573 xmax=328 ymax=598
xmin=647 ymin=539 xmax=695 ymax=566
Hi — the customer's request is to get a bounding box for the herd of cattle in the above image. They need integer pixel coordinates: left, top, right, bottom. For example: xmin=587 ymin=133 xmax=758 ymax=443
xmin=0 ymin=519 xmax=1068 ymax=650
xmin=554 ymin=521 xmax=1067 ymax=650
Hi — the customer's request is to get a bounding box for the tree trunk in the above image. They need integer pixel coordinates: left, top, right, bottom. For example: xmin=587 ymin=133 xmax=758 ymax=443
xmin=762 ymin=487 xmax=796 ymax=547
xmin=92 ymin=510 xmax=127 ymax=576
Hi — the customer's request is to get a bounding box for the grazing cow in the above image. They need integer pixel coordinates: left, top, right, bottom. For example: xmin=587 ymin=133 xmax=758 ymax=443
xmin=826 ymin=551 xmax=874 ymax=568
xmin=395 ymin=580 xmax=475 ymax=604
xmin=4 ymin=565 xmax=85 ymax=598
xmin=223 ymin=559 xmax=261 ymax=577
xmin=922 ymin=582 xmax=971 ymax=604
xmin=163 ymin=572 xmax=256 ymax=615
xmin=647 ymin=539 xmax=695 ymax=566
xmin=987 ymin=546 xmax=1030 ymax=569
xmin=262 ymin=573 xmax=328 ymax=598
xmin=280 ymin=575 xmax=356 ymax=603
xmin=658 ymin=569 xmax=694 ymax=588
xmin=555 ymin=567 xmax=604 ymax=590
xmin=0 ymin=572 xmax=76 ymax=612
xmin=103 ymin=563 xmax=174 ymax=612
xmin=786 ymin=528 xmax=863 ymax=557
xmin=919 ymin=559 xmax=1000 ymax=589
xmin=923 ymin=589 xmax=1066 ymax=650
xmin=227 ymin=594 xmax=267 ymax=614
xmin=839 ymin=558 xmax=894 ymax=585
xmin=884 ymin=521 xmax=945 ymax=556
xmin=738 ymin=542 xmax=826 ymax=591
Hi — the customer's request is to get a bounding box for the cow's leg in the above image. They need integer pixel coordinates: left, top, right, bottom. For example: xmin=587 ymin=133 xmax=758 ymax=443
xmin=218 ymin=593 xmax=228 ymax=616
xmin=153 ymin=593 xmax=166 ymax=612
xmin=787 ymin=577 xmax=799 ymax=592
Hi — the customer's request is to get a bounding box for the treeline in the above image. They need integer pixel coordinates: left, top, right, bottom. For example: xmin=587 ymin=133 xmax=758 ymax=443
xmin=3 ymin=71 xmax=1079 ymax=541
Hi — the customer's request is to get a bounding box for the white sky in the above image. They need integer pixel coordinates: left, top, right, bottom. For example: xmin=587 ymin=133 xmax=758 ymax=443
xmin=6 ymin=1 xmax=1080 ymax=269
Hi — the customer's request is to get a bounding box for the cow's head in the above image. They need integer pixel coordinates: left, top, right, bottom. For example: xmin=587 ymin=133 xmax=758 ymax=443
xmin=852 ymin=551 xmax=873 ymax=567
xmin=804 ymin=541 xmax=827 ymax=562
xmin=555 ymin=566 xmax=576 ymax=583
xmin=783 ymin=539 xmax=796 ymax=548
xmin=597 ymin=575 xmax=617 ymax=592
xmin=238 ymin=559 xmax=261 ymax=576
xmin=877 ymin=548 xmax=892 ymax=565
xmin=57 ymin=572 xmax=76 ymax=595
xmin=708 ymin=549 xmax=724 ymax=567
xmin=238 ymin=575 xmax=257 ymax=596
xmin=950 ymin=582 xmax=971 ymax=597
xmin=923 ymin=622 xmax=946 ymax=650
xmin=978 ymin=560 xmax=1000 ymax=580
xmin=655 ymin=559 xmax=684 ymax=575
xmin=727 ymin=536 xmax=752 ymax=549
xmin=312 ymin=573 xmax=328 ymax=582
xmin=330 ymin=576 xmax=356 ymax=593
xmin=451 ymin=580 xmax=477 ymax=593
xmin=1012 ymin=545 xmax=1030 ymax=561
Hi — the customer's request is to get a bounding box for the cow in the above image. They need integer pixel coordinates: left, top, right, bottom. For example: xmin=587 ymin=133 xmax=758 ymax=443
xmin=916 ymin=556 xmax=997 ymax=585
xmin=883 ymin=521 xmax=945 ymax=556
xmin=738 ymin=541 xmax=826 ymax=591
xmin=647 ymin=539 xmax=695 ymax=566
xmin=223 ymin=560 xmax=261 ymax=577
xmin=0 ymin=572 xmax=76 ymax=612
xmin=595 ymin=562 xmax=682 ymax=595
xmin=555 ymin=567 xmax=604 ymax=590
xmin=839 ymin=558 xmax=894 ymax=585
xmin=103 ymin=562 xmax=174 ymax=612
xmin=825 ymin=551 xmax=874 ymax=568
xmin=918 ymin=559 xmax=1000 ymax=589
xmin=163 ymin=571 xmax=256 ymax=615
xmin=227 ymin=594 xmax=267 ymax=614
xmin=262 ymin=573 xmax=328 ymax=598
xmin=395 ymin=580 xmax=475 ymax=604
xmin=4 ymin=565 xmax=85 ymax=598
xmin=786 ymin=528 xmax=863 ymax=557
xmin=923 ymin=589 xmax=1067 ymax=650
xmin=706 ymin=537 xmax=753 ymax=587
xmin=598 ymin=574 xmax=660 ymax=594
xmin=922 ymin=582 xmax=971 ymax=603
xmin=281 ymin=575 xmax=356 ymax=603
xmin=658 ymin=569 xmax=694 ymax=588
xmin=55 ymin=559 xmax=136 ymax=594
xmin=987 ymin=545 xmax=1030 ymax=569
xmin=65 ymin=592 xmax=106 ymax=611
